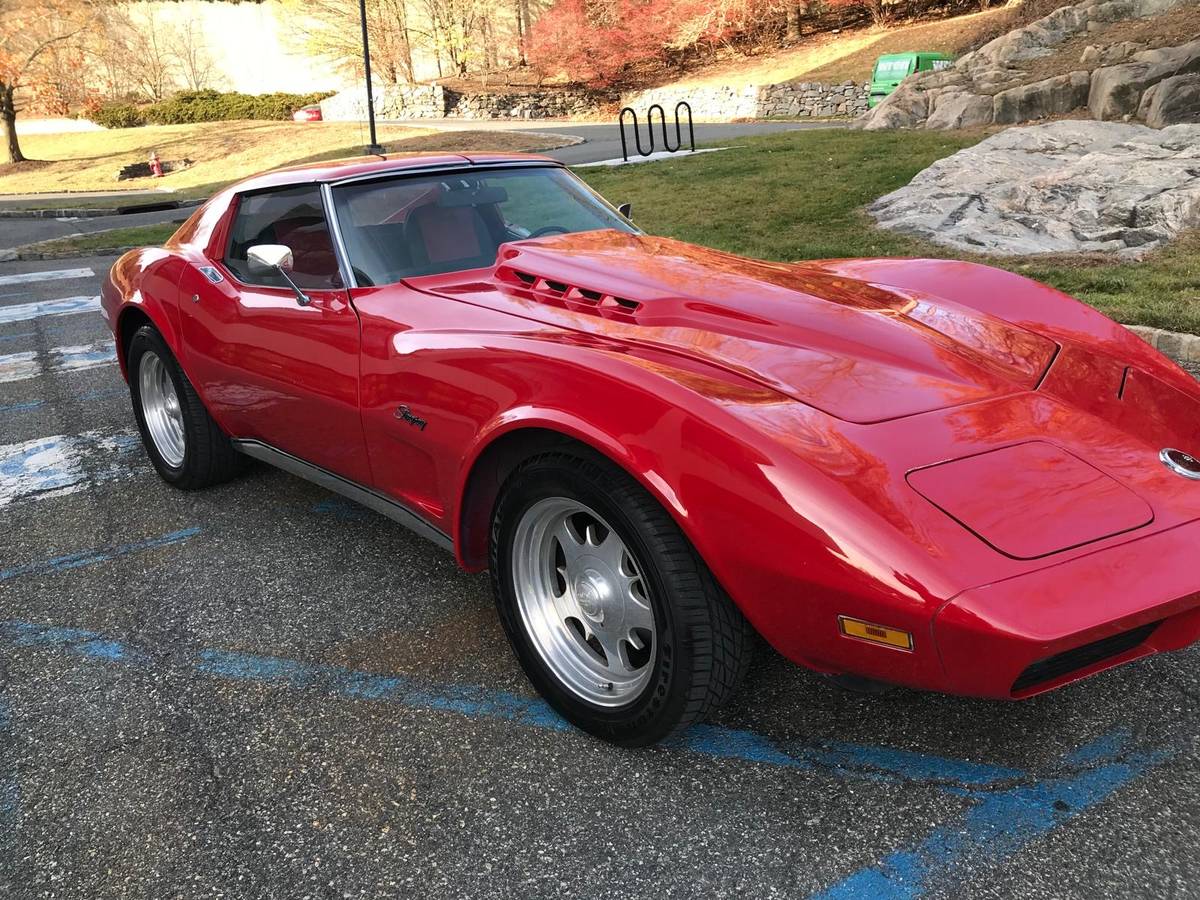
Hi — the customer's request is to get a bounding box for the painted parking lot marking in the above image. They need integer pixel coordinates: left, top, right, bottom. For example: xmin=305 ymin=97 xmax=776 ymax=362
xmin=0 ymin=350 xmax=38 ymax=383
xmin=814 ymin=732 xmax=1168 ymax=900
xmin=0 ymin=616 xmax=1173 ymax=898
xmin=0 ymin=528 xmax=200 ymax=582
xmin=0 ymin=341 xmax=115 ymax=384
xmin=0 ymin=267 xmax=94 ymax=288
xmin=0 ymin=430 xmax=140 ymax=508
xmin=0 ymin=296 xmax=101 ymax=326
xmin=1 ymin=617 xmax=1025 ymax=788
xmin=0 ymin=386 xmax=125 ymax=417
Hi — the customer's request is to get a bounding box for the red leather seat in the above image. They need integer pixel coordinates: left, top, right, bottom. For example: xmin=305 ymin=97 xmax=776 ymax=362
xmin=406 ymin=204 xmax=498 ymax=274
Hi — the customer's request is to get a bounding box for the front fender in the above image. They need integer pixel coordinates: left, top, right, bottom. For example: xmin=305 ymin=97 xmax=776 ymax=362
xmin=444 ymin=340 xmax=954 ymax=686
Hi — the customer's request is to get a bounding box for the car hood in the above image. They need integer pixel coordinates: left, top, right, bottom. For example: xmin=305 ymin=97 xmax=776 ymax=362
xmin=407 ymin=230 xmax=1058 ymax=423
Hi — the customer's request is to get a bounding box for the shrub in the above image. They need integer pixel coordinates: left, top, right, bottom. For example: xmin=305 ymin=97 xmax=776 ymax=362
xmin=92 ymin=103 xmax=147 ymax=129
xmin=144 ymin=90 xmax=334 ymax=125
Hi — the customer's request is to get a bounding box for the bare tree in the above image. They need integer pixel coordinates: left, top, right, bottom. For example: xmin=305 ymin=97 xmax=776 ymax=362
xmin=124 ymin=19 xmax=176 ymax=100
xmin=298 ymin=0 xmax=417 ymax=84
xmin=1 ymin=0 xmax=93 ymax=164
xmin=170 ymin=19 xmax=214 ymax=92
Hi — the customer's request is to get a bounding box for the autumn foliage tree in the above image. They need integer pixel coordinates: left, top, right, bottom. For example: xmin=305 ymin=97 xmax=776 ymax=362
xmin=1 ymin=0 xmax=94 ymax=164
xmin=527 ymin=0 xmax=852 ymax=86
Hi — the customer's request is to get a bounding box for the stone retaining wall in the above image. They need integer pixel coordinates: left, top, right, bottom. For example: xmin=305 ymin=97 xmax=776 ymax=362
xmin=321 ymin=79 xmax=868 ymax=123
xmin=620 ymin=81 xmax=869 ymax=120
xmin=320 ymin=85 xmax=610 ymax=121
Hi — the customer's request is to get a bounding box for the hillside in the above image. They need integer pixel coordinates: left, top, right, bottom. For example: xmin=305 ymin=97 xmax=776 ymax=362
xmin=666 ymin=7 xmax=1011 ymax=90
xmin=861 ymin=0 xmax=1200 ymax=129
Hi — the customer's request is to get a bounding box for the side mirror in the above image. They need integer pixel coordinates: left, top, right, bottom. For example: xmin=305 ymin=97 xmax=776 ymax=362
xmin=617 ymin=202 xmax=632 ymax=219
xmin=246 ymin=244 xmax=309 ymax=306
xmin=247 ymin=244 xmax=294 ymax=272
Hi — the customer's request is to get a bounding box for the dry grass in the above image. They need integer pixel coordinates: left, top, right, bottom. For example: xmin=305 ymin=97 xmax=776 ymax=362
xmin=669 ymin=7 xmax=1010 ymax=89
xmin=0 ymin=121 xmax=571 ymax=196
xmin=1017 ymin=4 xmax=1200 ymax=83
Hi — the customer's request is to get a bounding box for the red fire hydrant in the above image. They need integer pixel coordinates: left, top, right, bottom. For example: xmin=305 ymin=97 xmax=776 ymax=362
xmin=149 ymin=151 xmax=163 ymax=178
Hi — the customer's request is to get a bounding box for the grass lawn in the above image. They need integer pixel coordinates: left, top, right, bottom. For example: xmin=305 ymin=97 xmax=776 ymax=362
xmin=0 ymin=121 xmax=571 ymax=197
xmin=27 ymin=223 xmax=181 ymax=255
xmin=579 ymin=130 xmax=1200 ymax=335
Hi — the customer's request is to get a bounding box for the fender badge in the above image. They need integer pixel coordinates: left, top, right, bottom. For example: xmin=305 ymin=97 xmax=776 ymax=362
xmin=395 ymin=405 xmax=428 ymax=431
xmin=198 ymin=266 xmax=224 ymax=284
xmin=1161 ymin=448 xmax=1200 ymax=480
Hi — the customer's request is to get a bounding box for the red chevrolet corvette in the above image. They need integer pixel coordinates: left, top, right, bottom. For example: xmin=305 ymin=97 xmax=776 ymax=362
xmin=101 ymin=152 xmax=1200 ymax=745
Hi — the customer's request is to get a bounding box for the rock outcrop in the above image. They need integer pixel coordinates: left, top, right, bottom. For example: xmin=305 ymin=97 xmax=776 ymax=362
xmin=868 ymin=121 xmax=1200 ymax=257
xmin=1139 ymin=73 xmax=1200 ymax=126
xmin=859 ymin=0 xmax=1200 ymax=130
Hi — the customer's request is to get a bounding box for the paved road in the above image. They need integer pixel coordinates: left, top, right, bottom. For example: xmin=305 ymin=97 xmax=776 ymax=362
xmin=1 ymin=256 xmax=1198 ymax=899
xmin=0 ymin=208 xmax=193 ymax=252
xmin=380 ymin=118 xmax=843 ymax=166
xmin=1 ymin=120 xmax=835 ymax=250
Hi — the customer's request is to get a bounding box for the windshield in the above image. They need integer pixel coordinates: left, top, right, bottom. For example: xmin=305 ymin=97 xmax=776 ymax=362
xmin=329 ymin=166 xmax=636 ymax=286
xmin=874 ymin=58 xmax=913 ymax=79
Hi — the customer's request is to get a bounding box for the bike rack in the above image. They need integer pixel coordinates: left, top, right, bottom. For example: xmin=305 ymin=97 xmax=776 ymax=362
xmin=618 ymin=101 xmax=695 ymax=162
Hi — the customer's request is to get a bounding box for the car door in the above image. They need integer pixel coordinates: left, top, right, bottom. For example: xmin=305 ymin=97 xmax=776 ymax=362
xmin=178 ymin=184 xmax=372 ymax=485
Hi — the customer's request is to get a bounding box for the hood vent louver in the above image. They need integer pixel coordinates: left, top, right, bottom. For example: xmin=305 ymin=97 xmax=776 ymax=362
xmin=496 ymin=265 xmax=643 ymax=321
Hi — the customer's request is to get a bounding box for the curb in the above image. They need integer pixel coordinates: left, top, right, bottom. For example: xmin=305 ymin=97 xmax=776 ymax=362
xmin=1125 ymin=325 xmax=1200 ymax=365
xmin=0 ymin=199 xmax=202 ymax=219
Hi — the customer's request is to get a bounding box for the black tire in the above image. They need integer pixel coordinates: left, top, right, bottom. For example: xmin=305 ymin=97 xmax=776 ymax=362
xmin=490 ymin=451 xmax=755 ymax=747
xmin=126 ymin=324 xmax=244 ymax=490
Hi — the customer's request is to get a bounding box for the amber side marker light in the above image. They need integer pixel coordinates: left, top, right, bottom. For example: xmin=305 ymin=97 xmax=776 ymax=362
xmin=838 ymin=616 xmax=914 ymax=652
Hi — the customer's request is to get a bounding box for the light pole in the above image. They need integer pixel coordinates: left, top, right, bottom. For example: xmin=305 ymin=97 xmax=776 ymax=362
xmin=359 ymin=0 xmax=385 ymax=155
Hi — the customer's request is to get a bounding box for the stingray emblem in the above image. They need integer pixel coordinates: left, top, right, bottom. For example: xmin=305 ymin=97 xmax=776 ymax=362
xmin=1161 ymin=448 xmax=1200 ymax=481
xmin=395 ymin=405 xmax=428 ymax=431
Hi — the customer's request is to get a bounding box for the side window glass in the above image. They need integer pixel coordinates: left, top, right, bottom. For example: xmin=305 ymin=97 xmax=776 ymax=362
xmin=224 ymin=186 xmax=343 ymax=290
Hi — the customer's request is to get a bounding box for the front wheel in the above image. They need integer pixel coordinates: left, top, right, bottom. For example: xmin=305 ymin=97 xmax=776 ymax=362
xmin=490 ymin=451 xmax=754 ymax=746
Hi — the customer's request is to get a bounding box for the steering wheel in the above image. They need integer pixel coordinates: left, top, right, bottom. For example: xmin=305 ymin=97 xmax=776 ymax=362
xmin=528 ymin=225 xmax=570 ymax=238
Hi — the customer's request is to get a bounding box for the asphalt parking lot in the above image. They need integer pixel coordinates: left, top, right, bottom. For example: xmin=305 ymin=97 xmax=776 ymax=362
xmin=2 ymin=254 xmax=1199 ymax=899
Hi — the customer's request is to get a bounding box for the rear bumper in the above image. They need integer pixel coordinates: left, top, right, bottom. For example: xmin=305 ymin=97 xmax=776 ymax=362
xmin=934 ymin=517 xmax=1200 ymax=698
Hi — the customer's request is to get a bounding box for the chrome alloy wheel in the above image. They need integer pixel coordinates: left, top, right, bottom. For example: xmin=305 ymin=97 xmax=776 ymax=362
xmin=138 ymin=350 xmax=186 ymax=467
xmin=511 ymin=498 xmax=657 ymax=707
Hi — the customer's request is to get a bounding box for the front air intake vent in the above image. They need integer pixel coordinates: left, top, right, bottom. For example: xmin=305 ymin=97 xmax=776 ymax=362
xmin=1011 ymin=621 xmax=1160 ymax=694
xmin=495 ymin=265 xmax=643 ymax=321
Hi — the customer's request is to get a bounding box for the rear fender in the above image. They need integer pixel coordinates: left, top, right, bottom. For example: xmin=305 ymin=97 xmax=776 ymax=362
xmin=801 ymin=258 xmax=1198 ymax=396
xmin=106 ymin=249 xmax=189 ymax=378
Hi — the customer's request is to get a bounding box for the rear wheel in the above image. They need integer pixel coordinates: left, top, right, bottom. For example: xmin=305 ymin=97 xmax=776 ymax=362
xmin=127 ymin=325 xmax=243 ymax=490
xmin=490 ymin=451 xmax=754 ymax=746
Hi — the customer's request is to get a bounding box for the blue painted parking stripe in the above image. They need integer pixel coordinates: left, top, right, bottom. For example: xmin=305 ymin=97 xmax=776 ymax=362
xmin=0 ymin=622 xmax=144 ymax=663
xmin=0 ymin=386 xmax=125 ymax=416
xmin=0 ymin=267 xmax=93 ymax=287
xmin=0 ymin=296 xmax=100 ymax=325
xmin=0 ymin=618 xmax=1029 ymax=788
xmin=0 ymin=527 xmax=201 ymax=582
xmin=811 ymin=732 xmax=1168 ymax=900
